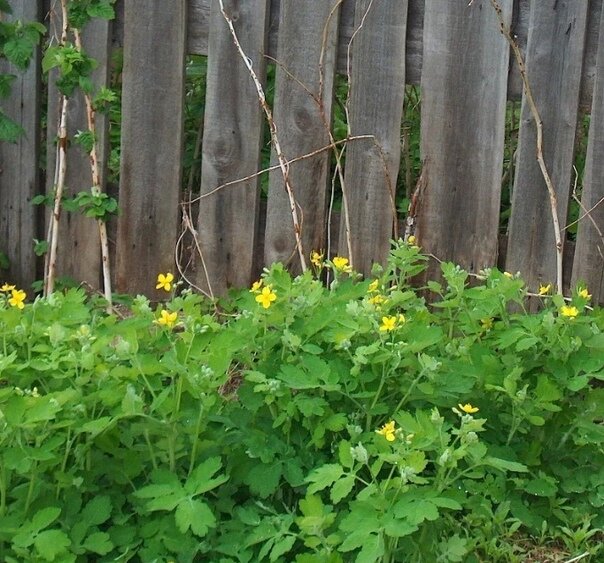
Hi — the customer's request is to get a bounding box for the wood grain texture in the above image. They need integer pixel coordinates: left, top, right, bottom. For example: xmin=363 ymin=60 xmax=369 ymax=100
xmin=337 ymin=0 xmax=407 ymax=274
xmin=506 ymin=1 xmax=588 ymax=294
xmin=196 ymin=0 xmax=269 ymax=295
xmin=416 ymin=0 xmax=511 ymax=277
xmin=264 ymin=0 xmax=340 ymax=270
xmin=116 ymin=1 xmax=186 ymax=296
xmin=45 ymin=12 xmax=111 ymax=289
xmin=0 ymin=0 xmax=42 ymax=289
xmin=572 ymin=1 xmax=604 ymax=303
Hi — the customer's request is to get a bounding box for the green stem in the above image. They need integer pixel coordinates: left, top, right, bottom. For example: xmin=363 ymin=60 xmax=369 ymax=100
xmin=367 ymin=365 xmax=387 ymax=431
xmin=24 ymin=462 xmax=37 ymax=513
xmin=187 ymin=402 xmax=205 ymax=477
xmin=0 ymin=463 xmax=6 ymax=517
xmin=392 ymin=368 xmax=427 ymax=414
xmin=144 ymin=429 xmax=158 ymax=470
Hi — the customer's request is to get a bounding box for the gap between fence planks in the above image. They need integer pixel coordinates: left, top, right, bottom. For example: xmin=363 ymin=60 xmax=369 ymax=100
xmin=338 ymin=0 xmax=408 ymax=275
xmin=505 ymin=0 xmax=588 ymax=302
xmin=263 ymin=0 xmax=341 ymax=273
xmin=195 ymin=0 xmax=269 ymax=295
xmin=0 ymin=1 xmax=42 ymax=289
xmin=45 ymin=10 xmax=111 ymax=290
xmin=572 ymin=0 xmax=604 ymax=302
xmin=116 ymin=1 xmax=187 ymax=296
xmin=416 ymin=0 xmax=512 ymax=281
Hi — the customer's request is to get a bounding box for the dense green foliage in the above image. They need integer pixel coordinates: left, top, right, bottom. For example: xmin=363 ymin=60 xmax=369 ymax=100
xmin=0 ymin=241 xmax=602 ymax=562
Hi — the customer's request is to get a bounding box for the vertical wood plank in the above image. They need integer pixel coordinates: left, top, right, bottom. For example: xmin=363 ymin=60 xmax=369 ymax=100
xmin=338 ymin=0 xmax=408 ymax=274
xmin=264 ymin=0 xmax=340 ymax=271
xmin=196 ymin=0 xmax=269 ymax=295
xmin=0 ymin=0 xmax=42 ymax=289
xmin=416 ymin=0 xmax=512 ymax=277
xmin=506 ymin=1 xmax=588 ymax=294
xmin=116 ymin=1 xmax=186 ymax=296
xmin=572 ymin=2 xmax=604 ymax=302
xmin=45 ymin=11 xmax=111 ymax=289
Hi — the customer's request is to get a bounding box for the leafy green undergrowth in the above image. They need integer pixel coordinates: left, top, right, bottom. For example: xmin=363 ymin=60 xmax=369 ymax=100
xmin=0 ymin=242 xmax=603 ymax=562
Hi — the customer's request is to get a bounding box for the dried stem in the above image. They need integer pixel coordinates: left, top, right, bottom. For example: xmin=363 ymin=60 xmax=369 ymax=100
xmin=217 ymin=0 xmax=307 ymax=271
xmin=73 ymin=29 xmax=113 ymax=306
xmin=490 ymin=0 xmax=563 ymax=295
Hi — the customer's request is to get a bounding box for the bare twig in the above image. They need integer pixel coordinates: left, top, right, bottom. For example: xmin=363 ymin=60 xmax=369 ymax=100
xmin=490 ymin=0 xmax=563 ymax=295
xmin=44 ymin=0 xmax=70 ymax=296
xmin=217 ymin=0 xmax=307 ymax=271
xmin=73 ymin=29 xmax=113 ymax=307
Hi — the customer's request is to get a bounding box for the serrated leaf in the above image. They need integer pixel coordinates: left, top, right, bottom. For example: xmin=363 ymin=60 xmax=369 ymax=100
xmin=269 ymin=535 xmax=296 ymax=562
xmin=330 ymin=475 xmax=355 ymax=504
xmin=183 ymin=499 xmax=216 ymax=537
xmin=0 ymin=74 xmax=16 ymax=99
xmin=246 ymin=462 xmax=282 ymax=498
xmin=186 ymin=456 xmax=228 ymax=495
xmin=34 ymin=529 xmax=71 ymax=561
xmin=87 ymin=1 xmax=115 ymax=20
xmin=306 ymin=464 xmax=343 ymax=494
xmin=0 ymin=110 xmax=23 ymax=142
xmin=82 ymin=531 xmax=113 ymax=555
xmin=31 ymin=507 xmax=61 ymax=532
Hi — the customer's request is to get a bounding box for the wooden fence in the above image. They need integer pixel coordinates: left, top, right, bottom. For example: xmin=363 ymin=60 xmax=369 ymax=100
xmin=2 ymin=0 xmax=604 ymax=302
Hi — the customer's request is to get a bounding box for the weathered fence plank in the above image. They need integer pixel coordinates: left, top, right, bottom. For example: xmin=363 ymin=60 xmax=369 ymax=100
xmin=0 ymin=0 xmax=42 ymax=289
xmin=572 ymin=2 xmax=604 ymax=301
xmin=416 ymin=0 xmax=511 ymax=278
xmin=45 ymin=11 xmax=111 ymax=289
xmin=196 ymin=0 xmax=269 ymax=295
xmin=506 ymin=1 xmax=588 ymax=295
xmin=264 ymin=0 xmax=340 ymax=270
xmin=116 ymin=1 xmax=187 ymax=296
xmin=337 ymin=0 xmax=407 ymax=274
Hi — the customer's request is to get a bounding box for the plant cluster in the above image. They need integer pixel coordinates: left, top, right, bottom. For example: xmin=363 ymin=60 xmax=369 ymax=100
xmin=0 ymin=241 xmax=602 ymax=561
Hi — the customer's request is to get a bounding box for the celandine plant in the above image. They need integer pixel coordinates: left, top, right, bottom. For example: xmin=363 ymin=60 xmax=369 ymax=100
xmin=0 ymin=241 xmax=602 ymax=562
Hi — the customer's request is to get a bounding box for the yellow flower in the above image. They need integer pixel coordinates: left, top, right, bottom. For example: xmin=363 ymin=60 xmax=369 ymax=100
xmin=407 ymin=235 xmax=416 ymax=245
xmin=458 ymin=403 xmax=479 ymax=414
xmin=538 ymin=284 xmax=551 ymax=296
xmin=8 ymin=289 xmax=26 ymax=310
xmin=398 ymin=313 xmax=406 ymax=324
xmin=310 ymin=251 xmax=324 ymax=268
xmin=156 ymin=272 xmax=174 ymax=292
xmin=368 ymin=279 xmax=379 ymax=293
xmin=0 ymin=283 xmax=15 ymax=292
xmin=250 ymin=279 xmax=263 ymax=293
xmin=255 ymin=286 xmax=277 ymax=309
xmin=376 ymin=420 xmax=396 ymax=442
xmin=155 ymin=309 xmax=178 ymax=328
xmin=560 ymin=305 xmax=579 ymax=319
xmin=332 ymin=256 xmax=352 ymax=273
xmin=379 ymin=316 xmax=398 ymax=332
xmin=368 ymin=294 xmax=387 ymax=306
xmin=481 ymin=317 xmax=493 ymax=331
xmin=503 ymin=271 xmax=513 ymax=279
xmin=578 ymin=287 xmax=591 ymax=300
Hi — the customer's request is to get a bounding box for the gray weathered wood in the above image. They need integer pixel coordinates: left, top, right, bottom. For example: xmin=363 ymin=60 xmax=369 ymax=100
xmin=45 ymin=12 xmax=111 ymax=289
xmin=264 ymin=0 xmax=340 ymax=270
xmin=116 ymin=1 xmax=186 ymax=296
xmin=337 ymin=0 xmax=407 ymax=274
xmin=196 ymin=0 xmax=269 ymax=295
xmin=186 ymin=0 xmax=600 ymax=107
xmin=506 ymin=1 xmax=588 ymax=295
xmin=416 ymin=0 xmax=512 ymax=277
xmin=0 ymin=0 xmax=42 ymax=289
xmin=572 ymin=1 xmax=604 ymax=303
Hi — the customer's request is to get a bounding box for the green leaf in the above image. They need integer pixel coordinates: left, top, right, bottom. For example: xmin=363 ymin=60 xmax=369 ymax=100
xmin=0 ymin=109 xmax=24 ymax=142
xmin=524 ymin=477 xmax=557 ymax=497
xmin=34 ymin=529 xmax=71 ymax=561
xmin=81 ymin=496 xmax=112 ymax=526
xmin=186 ymin=456 xmax=228 ymax=495
xmin=87 ymin=1 xmax=115 ymax=20
xmin=174 ymin=498 xmax=216 ymax=537
xmin=306 ymin=464 xmax=343 ymax=494
xmin=484 ymin=457 xmax=528 ymax=473
xmin=0 ymin=0 xmax=13 ymax=13
xmin=246 ymin=462 xmax=282 ymax=498
xmin=82 ymin=532 xmax=113 ymax=555
xmin=0 ymin=74 xmax=16 ymax=99
xmin=330 ymin=475 xmax=355 ymax=504
xmin=31 ymin=507 xmax=61 ymax=532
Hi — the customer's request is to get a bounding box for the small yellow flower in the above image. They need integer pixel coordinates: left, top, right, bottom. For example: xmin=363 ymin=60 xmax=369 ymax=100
xmin=155 ymin=309 xmax=178 ymax=328
xmin=379 ymin=316 xmax=398 ymax=332
xmin=368 ymin=294 xmax=387 ymax=306
xmin=503 ymin=271 xmax=513 ymax=279
xmin=560 ymin=305 xmax=579 ymax=319
xmin=376 ymin=420 xmax=396 ymax=442
xmin=481 ymin=317 xmax=493 ymax=331
xmin=398 ymin=313 xmax=406 ymax=324
xmin=255 ymin=286 xmax=277 ymax=309
xmin=458 ymin=403 xmax=479 ymax=414
xmin=8 ymin=289 xmax=26 ymax=310
xmin=310 ymin=251 xmax=324 ymax=268
xmin=368 ymin=279 xmax=379 ymax=293
xmin=156 ymin=272 xmax=174 ymax=292
xmin=538 ymin=283 xmax=551 ymax=296
xmin=407 ymin=235 xmax=417 ymax=245
xmin=0 ymin=283 xmax=16 ymax=292
xmin=578 ymin=287 xmax=591 ymax=300
xmin=332 ymin=256 xmax=352 ymax=273
xmin=250 ymin=279 xmax=263 ymax=293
